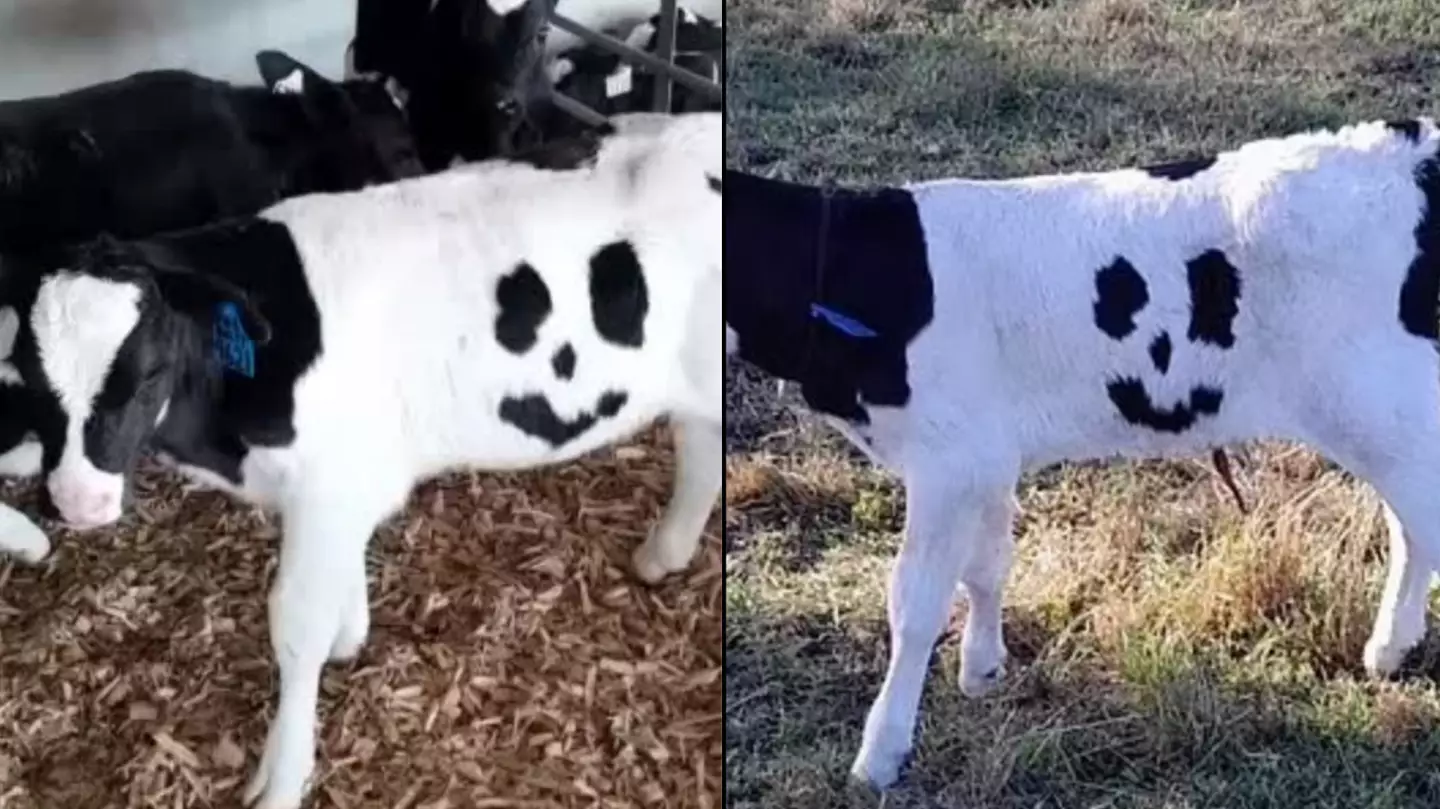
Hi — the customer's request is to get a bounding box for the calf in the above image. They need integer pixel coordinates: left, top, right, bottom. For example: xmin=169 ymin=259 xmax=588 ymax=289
xmin=347 ymin=0 xmax=556 ymax=169
xmin=0 ymin=50 xmax=423 ymax=253
xmin=724 ymin=118 xmax=1440 ymax=790
xmin=549 ymin=5 xmax=722 ymax=120
xmin=6 ymin=111 xmax=720 ymax=809
xmin=0 ymin=50 xmax=427 ymax=559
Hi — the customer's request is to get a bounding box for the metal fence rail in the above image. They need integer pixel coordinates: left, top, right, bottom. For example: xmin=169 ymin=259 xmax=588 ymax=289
xmin=547 ymin=0 xmax=722 ymax=125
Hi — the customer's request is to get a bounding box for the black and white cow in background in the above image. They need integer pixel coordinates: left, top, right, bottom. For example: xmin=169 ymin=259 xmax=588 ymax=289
xmin=548 ymin=5 xmax=721 ymax=122
xmin=0 ymin=49 xmax=428 ymax=558
xmin=3 ymin=111 xmax=719 ymax=809
xmin=346 ymin=0 xmax=557 ymax=170
xmin=541 ymin=0 xmax=723 ymax=57
xmin=724 ymin=118 xmax=1440 ymax=790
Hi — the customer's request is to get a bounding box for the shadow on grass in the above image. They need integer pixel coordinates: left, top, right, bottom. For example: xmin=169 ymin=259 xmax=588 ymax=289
xmin=726 ymin=604 xmax=1440 ymax=809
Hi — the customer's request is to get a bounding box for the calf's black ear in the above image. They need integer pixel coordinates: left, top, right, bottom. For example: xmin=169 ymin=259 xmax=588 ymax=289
xmin=144 ymin=251 xmax=273 ymax=347
xmin=255 ymin=50 xmax=334 ymax=96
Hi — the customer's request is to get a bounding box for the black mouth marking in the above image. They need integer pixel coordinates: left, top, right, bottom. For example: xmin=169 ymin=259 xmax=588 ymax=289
xmin=1107 ymin=377 xmax=1223 ymax=433
xmin=498 ymin=389 xmax=628 ymax=447
xmin=1148 ymin=331 xmax=1172 ymax=374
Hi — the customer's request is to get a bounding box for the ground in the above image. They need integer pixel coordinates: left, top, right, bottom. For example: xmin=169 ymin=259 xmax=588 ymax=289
xmin=726 ymin=1 xmax=1440 ymax=807
xmin=0 ymin=424 xmax=720 ymax=808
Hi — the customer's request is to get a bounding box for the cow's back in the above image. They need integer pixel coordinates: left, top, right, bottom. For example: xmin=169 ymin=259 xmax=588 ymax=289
xmin=0 ymin=70 xmax=281 ymax=251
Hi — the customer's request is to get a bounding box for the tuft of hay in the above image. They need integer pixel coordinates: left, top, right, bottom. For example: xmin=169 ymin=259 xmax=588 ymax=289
xmin=0 ymin=424 xmax=720 ymax=808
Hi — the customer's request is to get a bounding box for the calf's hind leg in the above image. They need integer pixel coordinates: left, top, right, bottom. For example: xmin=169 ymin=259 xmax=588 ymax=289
xmin=632 ymin=415 xmax=721 ymax=583
xmin=1305 ymin=361 xmax=1440 ymax=678
xmin=850 ymin=458 xmax=1019 ymax=790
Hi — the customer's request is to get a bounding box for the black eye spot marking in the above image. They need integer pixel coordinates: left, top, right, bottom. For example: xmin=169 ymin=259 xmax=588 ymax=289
xmin=1107 ymin=377 xmax=1223 ymax=433
xmin=589 ymin=241 xmax=648 ymax=348
xmin=1186 ymin=249 xmax=1241 ymax=349
xmin=1148 ymin=331 xmax=1172 ymax=374
xmin=551 ymin=343 xmax=576 ymax=380
xmin=1142 ymin=156 xmax=1216 ymax=181
xmin=498 ymin=390 xmax=629 ymax=447
xmin=1093 ymin=256 xmax=1149 ymax=341
xmin=494 ymin=262 xmax=551 ymax=354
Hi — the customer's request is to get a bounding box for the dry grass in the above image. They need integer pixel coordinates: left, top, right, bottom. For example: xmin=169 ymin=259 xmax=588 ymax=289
xmin=727 ymin=0 xmax=1440 ymax=807
xmin=0 ymin=424 xmax=720 ymax=808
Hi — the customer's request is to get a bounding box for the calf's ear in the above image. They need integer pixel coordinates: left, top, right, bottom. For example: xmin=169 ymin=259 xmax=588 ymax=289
xmin=255 ymin=50 xmax=334 ymax=96
xmin=142 ymin=248 xmax=273 ymax=346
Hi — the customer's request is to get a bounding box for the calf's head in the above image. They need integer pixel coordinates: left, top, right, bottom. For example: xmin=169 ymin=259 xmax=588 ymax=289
xmin=348 ymin=0 xmax=555 ymax=168
xmin=255 ymin=50 xmax=426 ymax=186
xmin=9 ymin=239 xmax=269 ymax=529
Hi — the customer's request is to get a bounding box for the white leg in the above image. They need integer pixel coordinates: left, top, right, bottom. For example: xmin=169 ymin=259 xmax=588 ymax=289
xmin=0 ymin=440 xmax=41 ymax=478
xmin=1365 ymin=504 xmax=1432 ymax=676
xmin=244 ymin=488 xmax=394 ymax=809
xmin=0 ymin=501 xmax=48 ymax=563
xmin=849 ymin=465 xmax=1018 ymax=790
xmin=958 ymin=494 xmax=1016 ymax=698
xmin=632 ymin=415 xmax=721 ymax=583
xmin=1303 ymin=360 xmax=1440 ymax=679
xmin=329 ymin=573 xmax=370 ymax=663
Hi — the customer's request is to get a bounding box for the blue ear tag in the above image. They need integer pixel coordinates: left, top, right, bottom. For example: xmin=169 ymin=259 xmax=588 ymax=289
xmin=214 ymin=302 xmax=256 ymax=378
xmin=810 ymin=303 xmax=878 ymax=339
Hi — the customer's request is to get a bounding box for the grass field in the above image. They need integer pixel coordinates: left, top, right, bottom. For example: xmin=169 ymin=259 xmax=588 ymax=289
xmin=724 ymin=1 xmax=1440 ymax=807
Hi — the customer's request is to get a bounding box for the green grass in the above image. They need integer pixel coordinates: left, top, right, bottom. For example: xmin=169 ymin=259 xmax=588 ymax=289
xmin=725 ymin=1 xmax=1440 ymax=806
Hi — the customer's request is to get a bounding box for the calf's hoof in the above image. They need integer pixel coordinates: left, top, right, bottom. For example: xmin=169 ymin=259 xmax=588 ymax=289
xmin=960 ymin=660 xmax=1007 ymax=698
xmin=242 ymin=725 xmax=314 ymax=809
xmin=1363 ymin=637 xmax=1415 ymax=679
xmin=630 ymin=530 xmax=691 ymax=585
xmin=848 ymin=741 xmax=911 ymax=792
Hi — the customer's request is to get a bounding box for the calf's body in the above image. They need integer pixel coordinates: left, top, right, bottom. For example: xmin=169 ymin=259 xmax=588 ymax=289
xmin=725 ymin=118 xmax=1440 ymax=789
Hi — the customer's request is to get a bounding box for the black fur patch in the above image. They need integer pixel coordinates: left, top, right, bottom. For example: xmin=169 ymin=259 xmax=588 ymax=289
xmin=498 ymin=390 xmax=628 ymax=447
xmin=1400 ymin=157 xmax=1440 ymax=340
xmin=1186 ymin=249 xmax=1241 ymax=348
xmin=1107 ymin=378 xmax=1223 ymax=433
xmin=1148 ymin=331 xmax=1172 ymax=374
xmin=551 ymin=343 xmax=576 ymax=379
xmin=707 ymin=174 xmax=721 ymax=193
xmin=1141 ymin=156 xmax=1216 ymax=181
xmin=589 ymin=241 xmax=648 ymax=347
xmin=494 ymin=262 xmax=552 ymax=354
xmin=1388 ymin=119 xmax=1422 ymax=143
xmin=1093 ymin=256 xmax=1149 ymax=340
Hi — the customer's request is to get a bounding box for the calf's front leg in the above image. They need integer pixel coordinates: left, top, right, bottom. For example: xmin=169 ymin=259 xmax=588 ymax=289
xmin=850 ymin=460 xmax=1019 ymax=790
xmin=243 ymin=489 xmax=394 ymax=809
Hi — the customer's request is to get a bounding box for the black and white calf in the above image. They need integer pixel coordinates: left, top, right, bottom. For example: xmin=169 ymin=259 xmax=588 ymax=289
xmin=725 ymin=118 xmax=1440 ymax=789
xmin=347 ymin=0 xmax=555 ymax=169
xmin=0 ymin=50 xmax=426 ymax=557
xmin=6 ymin=111 xmax=719 ymax=809
xmin=549 ymin=6 xmax=722 ymax=119
xmin=0 ymin=51 xmax=423 ymax=253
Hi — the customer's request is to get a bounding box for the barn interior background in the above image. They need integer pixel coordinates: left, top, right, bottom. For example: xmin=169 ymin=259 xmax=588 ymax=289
xmin=0 ymin=1 xmax=722 ymax=807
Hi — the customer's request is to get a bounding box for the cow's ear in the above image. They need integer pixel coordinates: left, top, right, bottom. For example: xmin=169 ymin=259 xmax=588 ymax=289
xmin=255 ymin=50 xmax=333 ymax=96
xmin=142 ymin=246 xmax=273 ymax=347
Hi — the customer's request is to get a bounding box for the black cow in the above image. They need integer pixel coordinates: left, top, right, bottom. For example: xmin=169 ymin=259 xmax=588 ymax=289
xmin=0 ymin=50 xmax=424 ymax=253
xmin=348 ymin=0 xmax=556 ymax=170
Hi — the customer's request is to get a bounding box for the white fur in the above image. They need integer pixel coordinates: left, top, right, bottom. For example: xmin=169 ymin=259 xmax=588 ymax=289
xmin=736 ymin=118 xmax=1440 ymax=788
xmin=31 ymin=112 xmax=719 ymax=809
xmin=271 ymin=69 xmax=306 ymax=95
xmin=32 ymin=273 xmax=139 ymax=528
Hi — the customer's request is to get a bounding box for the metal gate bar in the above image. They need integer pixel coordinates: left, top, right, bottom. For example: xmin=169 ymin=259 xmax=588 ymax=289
xmin=547 ymin=2 xmax=721 ymax=124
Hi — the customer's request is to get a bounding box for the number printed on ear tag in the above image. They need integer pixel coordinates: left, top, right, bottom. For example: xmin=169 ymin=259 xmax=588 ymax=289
xmin=214 ymin=301 xmax=256 ymax=378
